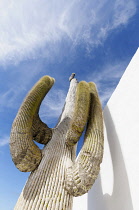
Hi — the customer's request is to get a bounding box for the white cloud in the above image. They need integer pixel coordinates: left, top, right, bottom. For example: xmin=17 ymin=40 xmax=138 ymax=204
xmin=113 ymin=0 xmax=137 ymax=27
xmin=0 ymin=0 xmax=137 ymax=65
xmin=0 ymin=135 xmax=9 ymax=146
xmin=87 ymin=59 xmax=129 ymax=107
xmin=0 ymin=88 xmax=20 ymax=110
xmin=39 ymin=88 xmax=66 ymax=124
xmin=90 ymin=62 xmax=126 ymax=86
xmin=0 ymin=60 xmax=47 ymax=112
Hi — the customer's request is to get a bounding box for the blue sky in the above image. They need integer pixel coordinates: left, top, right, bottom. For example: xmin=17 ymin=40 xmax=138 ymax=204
xmin=0 ymin=0 xmax=139 ymax=209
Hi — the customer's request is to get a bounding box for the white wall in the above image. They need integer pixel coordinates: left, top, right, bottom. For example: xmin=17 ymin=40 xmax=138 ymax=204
xmin=73 ymin=48 xmax=139 ymax=210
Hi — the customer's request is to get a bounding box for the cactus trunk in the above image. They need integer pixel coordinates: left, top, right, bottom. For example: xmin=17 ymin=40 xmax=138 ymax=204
xmin=14 ymin=126 xmax=76 ymax=210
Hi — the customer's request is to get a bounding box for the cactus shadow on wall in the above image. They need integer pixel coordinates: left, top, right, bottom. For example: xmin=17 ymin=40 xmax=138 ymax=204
xmin=88 ymin=106 xmax=133 ymax=210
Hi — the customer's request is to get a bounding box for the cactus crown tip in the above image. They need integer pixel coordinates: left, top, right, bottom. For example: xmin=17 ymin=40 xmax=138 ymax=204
xmin=69 ymin=73 xmax=76 ymax=82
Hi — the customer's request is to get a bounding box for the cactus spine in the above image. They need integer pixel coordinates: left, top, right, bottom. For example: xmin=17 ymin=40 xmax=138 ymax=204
xmin=10 ymin=75 xmax=104 ymax=210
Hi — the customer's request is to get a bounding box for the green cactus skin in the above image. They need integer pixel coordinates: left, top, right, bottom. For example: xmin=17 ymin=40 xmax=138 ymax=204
xmin=10 ymin=76 xmax=54 ymax=172
xmin=10 ymin=76 xmax=104 ymax=210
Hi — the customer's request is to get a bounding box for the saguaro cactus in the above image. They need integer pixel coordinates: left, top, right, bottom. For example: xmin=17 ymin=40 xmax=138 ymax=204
xmin=10 ymin=74 xmax=104 ymax=210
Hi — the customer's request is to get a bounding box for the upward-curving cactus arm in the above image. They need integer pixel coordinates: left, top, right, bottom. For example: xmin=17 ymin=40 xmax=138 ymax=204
xmin=64 ymin=82 xmax=104 ymax=196
xmin=10 ymin=76 xmax=54 ymax=172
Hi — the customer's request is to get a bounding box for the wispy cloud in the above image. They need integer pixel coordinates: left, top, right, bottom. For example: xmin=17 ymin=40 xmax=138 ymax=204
xmin=39 ymin=88 xmax=66 ymax=124
xmin=0 ymin=87 xmax=20 ymax=110
xmin=0 ymin=60 xmax=47 ymax=112
xmin=87 ymin=59 xmax=129 ymax=107
xmin=0 ymin=135 xmax=9 ymax=147
xmin=0 ymin=0 xmax=137 ymax=65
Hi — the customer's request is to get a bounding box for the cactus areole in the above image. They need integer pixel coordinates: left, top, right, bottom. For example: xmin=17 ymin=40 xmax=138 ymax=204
xmin=10 ymin=74 xmax=104 ymax=210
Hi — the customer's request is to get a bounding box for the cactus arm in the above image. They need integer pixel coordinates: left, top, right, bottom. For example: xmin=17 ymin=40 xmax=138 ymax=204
xmin=32 ymin=114 xmax=52 ymax=144
xmin=65 ymin=82 xmax=104 ymax=196
xmin=10 ymin=76 xmax=54 ymax=172
xmin=65 ymin=81 xmax=90 ymax=146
